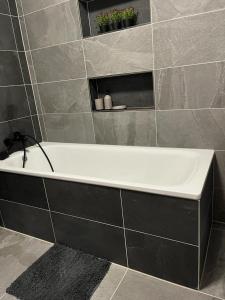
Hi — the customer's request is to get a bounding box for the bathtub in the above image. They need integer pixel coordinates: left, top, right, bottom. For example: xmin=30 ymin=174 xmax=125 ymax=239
xmin=0 ymin=143 xmax=214 ymax=289
xmin=0 ymin=142 xmax=214 ymax=200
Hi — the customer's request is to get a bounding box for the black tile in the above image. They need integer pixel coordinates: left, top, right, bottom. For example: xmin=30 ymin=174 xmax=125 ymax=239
xmin=0 ymin=0 xmax=10 ymax=14
xmin=12 ymin=16 xmax=24 ymax=51
xmin=45 ymin=179 xmax=123 ymax=227
xmin=0 ymin=200 xmax=55 ymax=242
xmin=0 ymin=172 xmax=48 ymax=209
xmin=0 ymin=14 xmax=16 ymax=50
xmin=52 ymin=212 xmax=127 ymax=266
xmin=126 ymin=229 xmax=199 ymax=288
xmin=18 ymin=52 xmax=31 ymax=84
xmin=0 ymin=51 xmax=23 ymax=85
xmin=122 ymin=190 xmax=198 ymax=245
xmin=25 ymin=85 xmax=37 ymax=115
xmin=200 ymin=167 xmax=213 ymax=278
xmin=0 ymin=85 xmax=29 ymax=122
xmin=32 ymin=115 xmax=42 ymax=142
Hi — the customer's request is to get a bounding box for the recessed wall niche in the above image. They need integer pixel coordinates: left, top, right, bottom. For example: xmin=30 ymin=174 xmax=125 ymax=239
xmin=78 ymin=0 xmax=151 ymax=37
xmin=89 ymin=72 xmax=155 ymax=111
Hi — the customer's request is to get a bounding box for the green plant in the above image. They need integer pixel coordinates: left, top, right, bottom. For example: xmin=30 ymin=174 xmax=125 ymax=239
xmin=96 ymin=13 xmax=110 ymax=27
xmin=122 ymin=7 xmax=137 ymax=20
xmin=110 ymin=9 xmax=123 ymax=23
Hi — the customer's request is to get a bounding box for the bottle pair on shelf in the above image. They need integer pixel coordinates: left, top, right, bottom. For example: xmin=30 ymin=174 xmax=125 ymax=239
xmin=95 ymin=94 xmax=127 ymax=111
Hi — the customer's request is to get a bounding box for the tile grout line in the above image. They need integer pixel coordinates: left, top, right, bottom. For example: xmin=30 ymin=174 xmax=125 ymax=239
xmin=120 ymin=190 xmax=129 ymax=268
xmin=109 ymin=268 xmax=128 ymax=300
xmin=42 ymin=179 xmax=57 ymax=243
xmin=23 ymin=0 xmax=70 ymax=17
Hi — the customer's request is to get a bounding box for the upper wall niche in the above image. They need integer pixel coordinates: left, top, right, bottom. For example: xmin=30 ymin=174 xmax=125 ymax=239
xmin=78 ymin=0 xmax=151 ymax=38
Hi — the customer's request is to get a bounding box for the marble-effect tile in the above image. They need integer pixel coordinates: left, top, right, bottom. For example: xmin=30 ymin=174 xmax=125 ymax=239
xmin=84 ymin=24 xmax=153 ymax=78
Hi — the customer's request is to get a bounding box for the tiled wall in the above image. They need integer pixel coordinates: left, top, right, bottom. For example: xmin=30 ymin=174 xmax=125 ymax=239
xmin=16 ymin=0 xmax=225 ymax=224
xmin=0 ymin=0 xmax=41 ymax=155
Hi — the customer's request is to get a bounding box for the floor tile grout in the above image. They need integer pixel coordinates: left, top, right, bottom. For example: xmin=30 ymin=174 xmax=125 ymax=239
xmin=109 ymin=268 xmax=128 ymax=300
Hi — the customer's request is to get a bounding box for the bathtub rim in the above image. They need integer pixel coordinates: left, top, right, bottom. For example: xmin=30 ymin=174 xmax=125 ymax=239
xmin=0 ymin=142 xmax=214 ymax=201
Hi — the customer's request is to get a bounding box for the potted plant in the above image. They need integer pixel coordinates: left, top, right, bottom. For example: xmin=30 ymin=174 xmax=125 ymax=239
xmin=96 ymin=13 xmax=110 ymax=33
xmin=110 ymin=9 xmax=123 ymax=30
xmin=122 ymin=7 xmax=138 ymax=28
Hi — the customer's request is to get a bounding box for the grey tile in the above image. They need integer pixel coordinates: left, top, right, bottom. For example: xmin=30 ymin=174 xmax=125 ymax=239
xmin=32 ymin=41 xmax=85 ymax=83
xmin=32 ymin=115 xmax=42 ymax=141
xmin=0 ymin=52 xmax=23 ymax=86
xmin=157 ymin=109 xmax=225 ymax=149
xmin=0 ymin=0 xmax=10 ymax=15
xmin=151 ymin=0 xmax=225 ymax=22
xmin=18 ymin=52 xmax=31 ymax=84
xmin=0 ymin=15 xmax=16 ymax=50
xmin=25 ymin=84 xmax=36 ymax=115
xmin=15 ymin=0 xmax=23 ymax=16
xmin=38 ymin=79 xmax=91 ymax=113
xmin=155 ymin=62 xmax=225 ymax=110
xmin=84 ymin=24 xmax=153 ymax=78
xmin=93 ymin=110 xmax=156 ymax=146
xmin=201 ymin=224 xmax=225 ymax=299
xmin=112 ymin=269 xmax=219 ymax=300
xmin=25 ymin=1 xmax=81 ymax=50
xmin=21 ymin=0 xmax=67 ymax=14
xmin=11 ymin=17 xmax=24 ymax=51
xmin=31 ymin=84 xmax=42 ymax=114
xmin=38 ymin=114 xmax=47 ymax=141
xmin=0 ymin=227 xmax=52 ymax=295
xmin=154 ymin=10 xmax=225 ymax=69
xmin=91 ymin=264 xmax=127 ymax=300
xmin=26 ymin=51 xmax=36 ymax=84
xmin=18 ymin=16 xmax=29 ymax=51
xmin=214 ymin=188 xmax=225 ymax=223
xmin=44 ymin=113 xmax=95 ymax=143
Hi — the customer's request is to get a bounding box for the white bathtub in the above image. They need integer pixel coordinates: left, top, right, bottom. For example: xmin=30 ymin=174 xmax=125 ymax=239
xmin=0 ymin=143 xmax=214 ymax=200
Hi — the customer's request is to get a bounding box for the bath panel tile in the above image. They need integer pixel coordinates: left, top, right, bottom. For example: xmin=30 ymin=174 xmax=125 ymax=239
xmin=32 ymin=41 xmax=85 ymax=83
xmin=122 ymin=190 xmax=198 ymax=245
xmin=44 ymin=113 xmax=95 ymax=144
xmin=0 ymin=14 xmax=16 ymax=50
xmin=0 ymin=51 xmax=23 ymax=86
xmin=21 ymin=0 xmax=68 ymax=14
xmin=52 ymin=212 xmax=127 ymax=266
xmin=93 ymin=110 xmax=156 ymax=147
xmin=112 ymin=269 xmax=218 ymax=300
xmin=154 ymin=10 xmax=225 ymax=69
xmin=25 ymin=84 xmax=37 ymax=115
xmin=125 ymin=229 xmax=198 ymax=288
xmin=45 ymin=179 xmax=123 ymax=227
xmin=32 ymin=115 xmax=42 ymax=141
xmin=214 ymin=188 xmax=225 ymax=223
xmin=151 ymin=0 xmax=225 ymax=22
xmin=200 ymin=168 xmax=213 ymax=277
xmin=0 ymin=0 xmax=10 ymax=14
xmin=25 ymin=1 xmax=81 ymax=50
xmin=0 ymin=173 xmax=48 ymax=209
xmin=38 ymin=79 xmax=91 ymax=114
xmin=201 ymin=224 xmax=225 ymax=298
xmin=214 ymin=151 xmax=225 ymax=190
xmin=83 ymin=24 xmax=153 ymax=78
xmin=157 ymin=109 xmax=225 ymax=149
xmin=11 ymin=17 xmax=24 ymax=51
xmin=0 ymin=86 xmax=30 ymax=122
xmin=155 ymin=62 xmax=225 ymax=110
xmin=0 ymin=200 xmax=55 ymax=242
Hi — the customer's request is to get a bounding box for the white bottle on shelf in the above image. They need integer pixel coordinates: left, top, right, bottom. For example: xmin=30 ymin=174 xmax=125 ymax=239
xmin=95 ymin=98 xmax=104 ymax=110
xmin=104 ymin=94 xmax=112 ymax=110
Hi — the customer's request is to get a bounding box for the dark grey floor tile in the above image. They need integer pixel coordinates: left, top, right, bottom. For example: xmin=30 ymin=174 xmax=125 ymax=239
xmin=122 ymin=190 xmax=198 ymax=245
xmin=45 ymin=179 xmax=123 ymax=227
xmin=0 ymin=200 xmax=54 ymax=242
xmin=52 ymin=212 xmax=127 ymax=266
xmin=201 ymin=224 xmax=225 ymax=299
xmin=0 ymin=173 xmax=48 ymax=209
xmin=112 ymin=270 xmax=220 ymax=300
xmin=126 ymin=229 xmax=198 ymax=288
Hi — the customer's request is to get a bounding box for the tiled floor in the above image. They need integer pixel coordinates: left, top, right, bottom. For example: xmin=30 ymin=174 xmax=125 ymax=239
xmin=0 ymin=224 xmax=225 ymax=300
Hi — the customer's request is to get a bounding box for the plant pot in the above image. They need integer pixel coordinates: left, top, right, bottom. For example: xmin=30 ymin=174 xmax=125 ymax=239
xmin=123 ymin=17 xmax=137 ymax=28
xmin=111 ymin=21 xmax=123 ymax=31
xmin=99 ymin=24 xmax=110 ymax=33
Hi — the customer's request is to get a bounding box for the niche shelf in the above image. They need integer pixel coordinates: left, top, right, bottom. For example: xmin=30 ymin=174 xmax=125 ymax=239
xmin=89 ymin=72 xmax=155 ymax=112
xmin=78 ymin=0 xmax=151 ymax=38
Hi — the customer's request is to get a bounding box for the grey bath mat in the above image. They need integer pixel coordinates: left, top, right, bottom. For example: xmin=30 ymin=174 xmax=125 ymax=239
xmin=6 ymin=244 xmax=110 ymax=300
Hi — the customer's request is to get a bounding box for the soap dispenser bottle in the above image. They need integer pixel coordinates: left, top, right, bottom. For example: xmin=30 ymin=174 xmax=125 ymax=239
xmin=104 ymin=91 xmax=112 ymax=110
